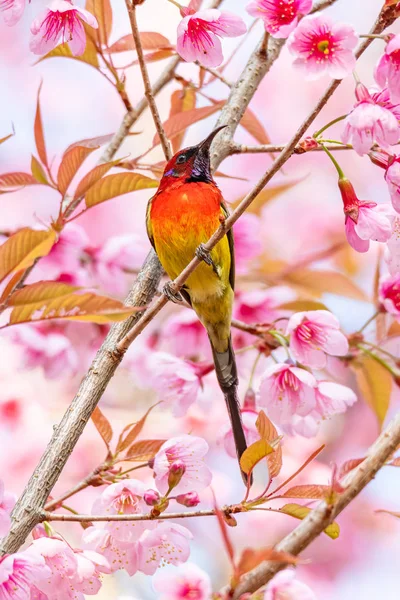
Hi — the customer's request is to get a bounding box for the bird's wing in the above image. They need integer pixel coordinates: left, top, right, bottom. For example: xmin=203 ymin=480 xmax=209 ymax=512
xmin=221 ymin=202 xmax=235 ymax=291
xmin=145 ymin=196 xmax=155 ymax=249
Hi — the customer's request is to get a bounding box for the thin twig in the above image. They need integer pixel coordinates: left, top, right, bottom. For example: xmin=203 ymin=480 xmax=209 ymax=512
xmin=229 ymin=143 xmax=352 ymax=155
xmin=124 ymin=0 xmax=171 ymax=160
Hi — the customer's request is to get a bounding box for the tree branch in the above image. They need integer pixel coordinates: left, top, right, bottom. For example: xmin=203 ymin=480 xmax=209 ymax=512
xmin=124 ymin=0 xmax=171 ymax=161
xmin=229 ymin=143 xmax=352 ymax=154
xmin=232 ymin=411 xmax=400 ymax=598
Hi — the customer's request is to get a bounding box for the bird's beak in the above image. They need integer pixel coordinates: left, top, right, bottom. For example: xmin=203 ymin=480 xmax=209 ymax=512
xmin=197 ymin=125 xmax=228 ymax=153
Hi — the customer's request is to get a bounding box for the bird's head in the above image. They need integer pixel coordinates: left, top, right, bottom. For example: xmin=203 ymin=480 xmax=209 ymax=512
xmin=160 ymin=125 xmax=227 ymax=185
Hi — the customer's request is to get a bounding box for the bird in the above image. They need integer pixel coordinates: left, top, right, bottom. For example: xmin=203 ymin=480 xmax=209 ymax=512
xmin=146 ymin=125 xmax=249 ymax=483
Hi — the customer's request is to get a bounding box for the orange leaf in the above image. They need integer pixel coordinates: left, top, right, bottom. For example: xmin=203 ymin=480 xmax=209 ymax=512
xmin=0 ymin=228 xmax=57 ymax=284
xmin=57 ymin=145 xmax=98 ymax=195
xmin=241 ymin=108 xmax=270 ymax=145
xmin=8 ymin=281 xmax=80 ymax=306
xmin=169 ymin=88 xmax=197 ymax=153
xmin=133 ymin=49 xmax=176 ymax=65
xmin=0 ymin=173 xmax=38 ymax=191
xmin=31 ymin=156 xmax=49 ymax=185
xmin=86 ymin=0 xmax=112 ymax=46
xmin=107 ymin=32 xmax=172 ymax=53
xmin=125 ymin=439 xmax=166 ymax=461
xmin=65 ymin=133 xmax=114 ymax=153
xmin=153 ymin=101 xmax=224 ymax=146
xmin=8 ymin=291 xmax=138 ymax=325
xmin=280 ymin=484 xmax=330 ymax=500
xmin=240 ymin=439 xmax=275 ymax=475
xmin=85 ymin=172 xmax=158 ymax=208
xmin=338 ymin=458 xmax=365 ymax=479
xmin=256 ymin=410 xmax=282 ymax=478
xmin=352 ymin=356 xmax=392 ymax=427
xmin=92 ymin=406 xmax=113 ymax=447
xmin=280 ymin=504 xmax=340 ymax=539
xmin=73 ymin=159 xmax=120 ymax=200
xmin=0 ymin=270 xmax=26 ymax=305
xmin=0 ymin=131 xmax=14 ymax=145
xmin=237 ymin=547 xmax=298 ymax=577
xmin=116 ymin=403 xmax=160 ymax=453
xmin=34 ymin=84 xmax=48 ymax=169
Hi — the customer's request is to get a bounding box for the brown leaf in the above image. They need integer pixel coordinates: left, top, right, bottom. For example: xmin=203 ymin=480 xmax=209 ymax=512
xmin=283 ymin=269 xmax=367 ymax=301
xmin=132 ymin=49 xmax=175 ymax=65
xmin=280 ymin=504 xmax=340 ymax=539
xmin=376 ymin=508 xmax=400 ymax=518
xmin=8 ymin=290 xmax=138 ymax=325
xmin=125 ymin=439 xmax=166 ymax=461
xmin=256 ymin=411 xmax=282 ymax=478
xmin=153 ymin=101 xmax=224 ymax=146
xmin=57 ymin=145 xmax=98 ymax=195
xmin=388 ymin=457 xmax=400 ymax=466
xmin=34 ymin=84 xmax=48 ymax=169
xmin=85 ymin=172 xmax=158 ymax=208
xmin=214 ymin=171 xmax=248 ymax=181
xmin=0 ymin=228 xmax=57 ymax=284
xmin=237 ymin=547 xmax=298 ymax=577
xmin=116 ymin=403 xmax=160 ymax=453
xmin=0 ymin=270 xmax=26 ymax=305
xmin=73 ymin=159 xmax=120 ymax=200
xmin=85 ymin=0 xmax=112 ymax=46
xmin=277 ymin=300 xmax=328 ymax=312
xmin=280 ymin=484 xmax=331 ymax=500
xmin=338 ymin=458 xmax=365 ymax=479
xmin=0 ymin=172 xmax=39 ymax=191
xmin=31 ymin=156 xmax=49 ymax=185
xmin=0 ymin=131 xmax=14 ymax=145
xmin=240 ymin=438 xmax=274 ymax=475
xmin=8 ymin=281 xmax=80 ymax=306
xmin=169 ymin=88 xmax=197 ymax=153
xmin=387 ymin=320 xmax=400 ymax=337
xmin=241 ymin=108 xmax=270 ymax=145
xmin=352 ymin=356 xmax=392 ymax=427
xmin=66 ymin=133 xmax=114 ymax=152
xmin=37 ymin=40 xmax=99 ymax=68
xmin=92 ymin=406 xmax=113 ymax=447
xmin=230 ymin=177 xmax=304 ymax=216
xmin=107 ymin=32 xmax=172 ymax=53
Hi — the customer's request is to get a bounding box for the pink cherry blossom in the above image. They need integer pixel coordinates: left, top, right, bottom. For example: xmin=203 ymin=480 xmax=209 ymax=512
xmin=153 ymin=435 xmax=212 ymax=495
xmin=8 ymin=324 xmax=78 ymax=379
xmin=380 ymin=274 xmax=400 ymax=317
xmin=339 ymin=178 xmax=394 ymax=253
xmin=30 ymin=536 xmax=109 ymax=599
xmin=91 ymin=480 xmax=152 ymax=543
xmin=385 ymin=217 xmax=400 ymax=275
xmin=38 ymin=223 xmax=89 ymax=283
xmin=148 ymin=352 xmax=202 ymax=417
xmin=177 ymin=9 xmax=246 ymax=67
xmin=314 ymin=381 xmax=357 ymax=419
xmin=30 ymin=0 xmax=98 ymax=57
xmin=88 ymin=234 xmax=149 ymax=295
xmin=153 ymin=562 xmax=212 ymax=600
xmin=0 ymin=479 xmax=15 ymax=537
xmin=233 ymin=213 xmax=262 ymax=274
xmin=375 ymin=34 xmax=400 ymax=102
xmin=246 ymin=0 xmax=312 ymax=39
xmin=372 ymin=87 xmax=400 ymax=121
xmin=163 ymin=310 xmax=209 ymax=358
xmin=220 ymin=409 xmax=260 ymax=459
xmin=233 ymin=287 xmax=295 ymax=325
xmin=342 ymin=83 xmax=400 ymax=156
xmin=287 ymin=15 xmax=358 ymax=80
xmin=82 ymin=527 xmax=139 ymax=576
xmin=259 ymin=363 xmax=316 ymax=425
xmin=385 ymin=157 xmax=400 ymax=213
xmin=0 ymin=549 xmax=50 ymax=600
xmin=137 ymin=523 xmax=192 ymax=575
xmin=0 ymin=0 xmax=25 ymax=25
xmin=263 ymin=569 xmax=316 ymax=600
xmin=286 ymin=310 xmax=349 ymax=369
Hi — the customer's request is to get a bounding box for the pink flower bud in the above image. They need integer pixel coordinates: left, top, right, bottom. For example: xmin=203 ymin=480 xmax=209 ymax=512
xmin=243 ymin=387 xmax=256 ymax=410
xmin=176 ymin=492 xmax=200 ymax=507
xmin=144 ymin=489 xmax=160 ymax=506
xmin=354 ymin=82 xmax=370 ymax=102
xmin=298 ymin=136 xmax=319 ymax=152
xmin=168 ymin=460 xmax=186 ymax=490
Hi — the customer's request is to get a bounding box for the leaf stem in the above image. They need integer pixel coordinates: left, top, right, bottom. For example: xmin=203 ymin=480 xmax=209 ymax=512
xmin=320 ymin=144 xmax=345 ymax=179
xmin=313 ymin=115 xmax=347 ymax=139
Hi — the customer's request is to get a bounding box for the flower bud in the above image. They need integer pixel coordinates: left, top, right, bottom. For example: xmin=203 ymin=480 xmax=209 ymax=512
xmin=243 ymin=387 xmax=256 ymax=410
xmin=168 ymin=460 xmax=186 ymax=490
xmin=176 ymin=491 xmax=200 ymax=507
xmin=297 ymin=136 xmax=319 ymax=153
xmin=143 ymin=489 xmax=160 ymax=506
xmin=338 ymin=177 xmax=359 ymax=221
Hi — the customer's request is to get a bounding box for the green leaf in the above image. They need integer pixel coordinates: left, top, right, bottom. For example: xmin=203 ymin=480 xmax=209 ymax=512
xmin=280 ymin=503 xmax=340 ymax=539
xmin=85 ymin=172 xmax=158 ymax=208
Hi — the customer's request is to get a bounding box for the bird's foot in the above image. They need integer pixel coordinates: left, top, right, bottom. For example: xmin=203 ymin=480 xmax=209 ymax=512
xmin=195 ymin=243 xmax=218 ymax=275
xmin=163 ymin=281 xmax=183 ymax=304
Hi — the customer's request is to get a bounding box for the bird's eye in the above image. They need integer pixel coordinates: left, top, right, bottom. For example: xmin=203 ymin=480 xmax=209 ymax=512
xmin=176 ymin=154 xmax=186 ymax=164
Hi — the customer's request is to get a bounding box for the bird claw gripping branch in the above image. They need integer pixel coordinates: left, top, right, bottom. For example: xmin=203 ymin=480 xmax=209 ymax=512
xmin=195 ymin=243 xmax=219 ymax=276
xmin=162 ymin=281 xmax=184 ymax=304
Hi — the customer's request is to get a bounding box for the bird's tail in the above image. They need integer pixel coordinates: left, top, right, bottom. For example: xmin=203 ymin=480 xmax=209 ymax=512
xmin=210 ymin=335 xmax=249 ymax=484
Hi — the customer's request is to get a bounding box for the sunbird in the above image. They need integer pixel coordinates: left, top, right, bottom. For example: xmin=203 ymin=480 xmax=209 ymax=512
xmin=146 ymin=126 xmax=248 ymax=482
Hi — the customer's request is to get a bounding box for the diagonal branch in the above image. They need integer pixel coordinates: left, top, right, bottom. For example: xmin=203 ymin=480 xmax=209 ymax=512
xmin=232 ymin=411 xmax=400 ymax=598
